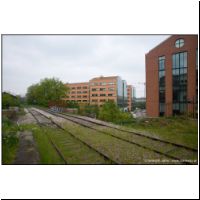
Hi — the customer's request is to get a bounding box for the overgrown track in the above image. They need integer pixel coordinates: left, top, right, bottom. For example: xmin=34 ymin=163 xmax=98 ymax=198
xmin=61 ymin=112 xmax=197 ymax=152
xmin=42 ymin=109 xmax=197 ymax=164
xmin=28 ymin=108 xmax=117 ymax=164
xmin=28 ymin=109 xmax=68 ymax=164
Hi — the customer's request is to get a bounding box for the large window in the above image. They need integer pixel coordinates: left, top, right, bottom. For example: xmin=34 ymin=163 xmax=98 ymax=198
xmin=172 ymin=52 xmax=188 ymax=115
xmin=159 ymin=56 xmax=165 ymax=116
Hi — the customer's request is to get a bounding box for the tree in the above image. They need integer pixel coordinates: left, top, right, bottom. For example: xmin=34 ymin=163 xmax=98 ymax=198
xmin=26 ymin=78 xmax=69 ymax=107
xmin=2 ymin=92 xmax=20 ymax=109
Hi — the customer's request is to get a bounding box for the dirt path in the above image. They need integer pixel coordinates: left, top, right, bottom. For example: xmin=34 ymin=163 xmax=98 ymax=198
xmin=13 ymin=131 xmax=40 ymax=164
xmin=17 ymin=108 xmax=37 ymax=124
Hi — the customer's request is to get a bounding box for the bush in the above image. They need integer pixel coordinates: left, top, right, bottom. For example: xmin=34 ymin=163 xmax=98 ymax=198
xmin=98 ymin=100 xmax=133 ymax=124
xmin=78 ymin=104 xmax=99 ymax=118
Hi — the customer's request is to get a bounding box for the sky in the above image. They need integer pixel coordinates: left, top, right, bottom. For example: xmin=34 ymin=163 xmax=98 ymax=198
xmin=2 ymin=35 xmax=169 ymax=97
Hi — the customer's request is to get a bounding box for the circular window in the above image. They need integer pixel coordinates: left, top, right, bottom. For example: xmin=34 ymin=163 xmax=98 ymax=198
xmin=175 ymin=39 xmax=184 ymax=48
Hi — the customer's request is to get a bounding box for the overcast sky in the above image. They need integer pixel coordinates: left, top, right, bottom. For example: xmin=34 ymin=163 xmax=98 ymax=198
xmin=2 ymin=35 xmax=169 ymax=97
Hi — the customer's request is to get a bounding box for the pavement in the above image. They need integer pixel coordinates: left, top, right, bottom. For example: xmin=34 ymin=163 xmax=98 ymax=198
xmin=13 ymin=131 xmax=40 ymax=164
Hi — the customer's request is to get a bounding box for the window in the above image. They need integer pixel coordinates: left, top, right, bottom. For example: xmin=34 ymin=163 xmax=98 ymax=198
xmin=108 ymin=94 xmax=113 ymax=96
xmin=77 ymin=91 xmax=82 ymax=94
xmin=172 ymin=52 xmax=188 ymax=114
xmin=159 ymin=56 xmax=165 ymax=70
xmin=100 ymin=82 xmax=107 ymax=86
xmin=158 ymin=56 xmax=165 ymax=115
xmin=77 ymin=87 xmax=81 ymax=89
xmin=108 ymin=82 xmax=115 ymax=85
xmin=175 ymin=39 xmax=184 ymax=48
xmin=71 ymin=96 xmax=75 ymax=98
xmin=92 ymin=94 xmax=98 ymax=97
xmin=82 ymin=100 xmax=87 ymax=102
xmin=92 ymin=99 xmax=98 ymax=102
xmin=71 ymin=91 xmax=76 ymax=94
xmin=92 ymin=88 xmax=98 ymax=91
xmin=100 ymin=88 xmax=106 ymax=91
xmin=100 ymin=94 xmax=106 ymax=96
xmin=100 ymin=99 xmax=106 ymax=102
xmin=71 ymin=87 xmax=75 ymax=90
xmin=108 ymin=88 xmax=114 ymax=91
xmin=83 ymin=86 xmax=87 ymax=89
xmin=83 ymin=95 xmax=87 ymax=98
xmin=77 ymin=96 xmax=81 ymax=98
xmin=82 ymin=91 xmax=87 ymax=93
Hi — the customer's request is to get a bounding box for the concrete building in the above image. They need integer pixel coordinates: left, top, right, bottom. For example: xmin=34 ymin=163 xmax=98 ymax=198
xmin=64 ymin=76 xmax=129 ymax=109
xmin=146 ymin=35 xmax=198 ymax=117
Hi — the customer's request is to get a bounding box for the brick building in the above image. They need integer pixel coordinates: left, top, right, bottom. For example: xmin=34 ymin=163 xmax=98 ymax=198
xmin=64 ymin=76 xmax=132 ymax=109
xmin=146 ymin=35 xmax=198 ymax=117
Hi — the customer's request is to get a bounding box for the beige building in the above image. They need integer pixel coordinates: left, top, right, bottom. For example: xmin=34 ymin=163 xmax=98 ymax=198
xmin=89 ymin=76 xmax=118 ymax=106
xmin=63 ymin=82 xmax=89 ymax=103
xmin=64 ymin=76 xmax=133 ymax=110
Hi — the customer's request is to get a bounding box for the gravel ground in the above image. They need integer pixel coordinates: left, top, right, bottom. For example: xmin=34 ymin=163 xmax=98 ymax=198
xmin=17 ymin=108 xmax=37 ymax=125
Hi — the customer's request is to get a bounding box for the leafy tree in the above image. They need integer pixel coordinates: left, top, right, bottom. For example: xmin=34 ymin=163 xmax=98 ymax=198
xmin=2 ymin=92 xmax=20 ymax=109
xmin=26 ymin=78 xmax=69 ymax=107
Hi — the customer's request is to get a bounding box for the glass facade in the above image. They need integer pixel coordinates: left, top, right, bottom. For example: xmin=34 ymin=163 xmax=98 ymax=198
xmin=117 ymin=77 xmax=128 ymax=108
xmin=172 ymin=52 xmax=188 ymax=115
xmin=159 ymin=56 xmax=165 ymax=116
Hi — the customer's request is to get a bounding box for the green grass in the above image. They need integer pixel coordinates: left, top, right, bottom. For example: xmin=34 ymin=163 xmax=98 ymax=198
xmin=2 ymin=117 xmax=20 ymax=164
xmin=122 ymin=116 xmax=198 ymax=149
xmin=20 ymin=124 xmax=65 ymax=164
xmin=61 ymin=120 xmax=178 ymax=164
xmin=46 ymin=127 xmax=112 ymax=164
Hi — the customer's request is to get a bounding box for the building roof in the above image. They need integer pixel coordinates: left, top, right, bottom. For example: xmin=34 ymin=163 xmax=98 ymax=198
xmin=65 ymin=82 xmax=89 ymax=85
xmin=146 ymin=35 xmax=172 ymax=55
xmin=89 ymin=75 xmax=119 ymax=81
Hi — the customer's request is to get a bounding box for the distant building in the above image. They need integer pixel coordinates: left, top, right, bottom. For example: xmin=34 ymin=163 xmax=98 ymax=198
xmin=135 ymin=97 xmax=146 ymax=103
xmin=146 ymin=35 xmax=198 ymax=117
xmin=63 ymin=76 xmax=130 ymax=110
xmin=63 ymin=82 xmax=89 ymax=104
xmin=127 ymin=85 xmax=135 ymax=111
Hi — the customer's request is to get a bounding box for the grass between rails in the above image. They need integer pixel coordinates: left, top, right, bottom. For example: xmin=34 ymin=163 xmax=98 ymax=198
xmin=47 ymin=128 xmax=112 ymax=164
xmin=121 ymin=116 xmax=198 ymax=150
xmin=60 ymin=120 xmax=176 ymax=164
xmin=20 ymin=124 xmax=112 ymax=164
xmin=19 ymin=124 xmax=65 ymax=164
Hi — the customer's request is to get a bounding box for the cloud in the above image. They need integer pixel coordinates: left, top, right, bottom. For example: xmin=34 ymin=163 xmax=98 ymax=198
xmin=2 ymin=35 xmax=169 ymax=97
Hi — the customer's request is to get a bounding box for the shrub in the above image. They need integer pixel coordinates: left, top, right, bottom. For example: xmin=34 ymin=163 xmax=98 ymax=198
xmin=98 ymin=100 xmax=132 ymax=124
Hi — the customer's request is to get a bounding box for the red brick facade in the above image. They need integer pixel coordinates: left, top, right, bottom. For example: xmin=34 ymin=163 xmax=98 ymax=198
xmin=146 ymin=35 xmax=198 ymax=117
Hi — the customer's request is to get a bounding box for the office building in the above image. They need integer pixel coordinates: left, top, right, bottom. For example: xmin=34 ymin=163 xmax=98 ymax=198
xmin=64 ymin=76 xmax=129 ymax=109
xmin=146 ymin=35 xmax=198 ymax=117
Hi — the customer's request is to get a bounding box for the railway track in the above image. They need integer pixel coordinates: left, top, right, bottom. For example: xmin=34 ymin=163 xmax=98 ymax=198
xmin=33 ymin=107 xmax=198 ymax=164
xmin=28 ymin=108 xmax=117 ymax=164
xmin=61 ymin=112 xmax=197 ymax=152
